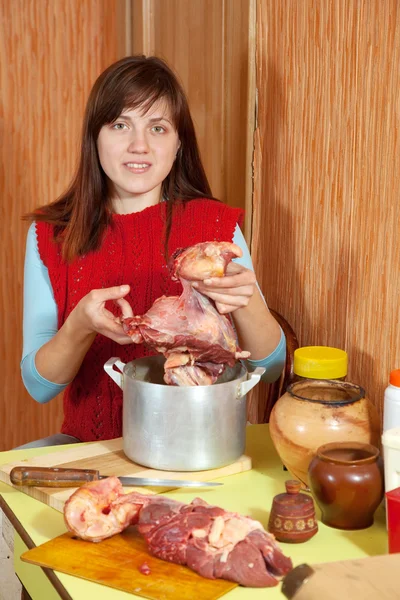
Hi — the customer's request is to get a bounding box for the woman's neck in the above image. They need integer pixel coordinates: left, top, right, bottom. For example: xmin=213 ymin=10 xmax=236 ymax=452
xmin=110 ymin=187 xmax=162 ymax=214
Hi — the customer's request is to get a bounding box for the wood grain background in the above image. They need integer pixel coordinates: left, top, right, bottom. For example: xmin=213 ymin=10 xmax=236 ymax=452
xmin=0 ymin=0 xmax=123 ymax=449
xmin=250 ymin=0 xmax=400 ymax=423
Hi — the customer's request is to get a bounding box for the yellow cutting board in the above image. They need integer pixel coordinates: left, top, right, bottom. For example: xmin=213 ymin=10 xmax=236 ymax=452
xmin=21 ymin=527 xmax=238 ymax=600
xmin=0 ymin=437 xmax=251 ymax=512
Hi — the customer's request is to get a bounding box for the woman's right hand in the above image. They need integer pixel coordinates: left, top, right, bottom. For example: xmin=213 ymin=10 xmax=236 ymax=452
xmin=34 ymin=285 xmax=135 ymax=387
xmin=68 ymin=285 xmax=134 ymax=345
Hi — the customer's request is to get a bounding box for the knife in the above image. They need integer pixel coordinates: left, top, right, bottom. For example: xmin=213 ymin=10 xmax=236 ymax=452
xmin=9 ymin=466 xmax=223 ymax=488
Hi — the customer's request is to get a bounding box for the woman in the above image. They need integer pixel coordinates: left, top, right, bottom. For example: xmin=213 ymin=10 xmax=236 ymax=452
xmin=20 ymin=55 xmax=285 ymax=447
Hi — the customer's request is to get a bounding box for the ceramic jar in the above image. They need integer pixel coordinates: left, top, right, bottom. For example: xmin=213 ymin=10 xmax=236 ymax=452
xmin=269 ymin=379 xmax=381 ymax=488
xmin=268 ymin=480 xmax=318 ymax=543
xmin=308 ymin=441 xmax=384 ymax=530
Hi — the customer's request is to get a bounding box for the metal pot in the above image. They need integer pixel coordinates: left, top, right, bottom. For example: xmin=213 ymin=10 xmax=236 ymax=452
xmin=104 ymin=356 xmax=264 ymax=471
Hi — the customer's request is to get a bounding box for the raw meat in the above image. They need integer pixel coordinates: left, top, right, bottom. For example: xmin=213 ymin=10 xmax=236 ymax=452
xmin=170 ymin=241 xmax=243 ymax=281
xmin=123 ymin=241 xmax=250 ymax=385
xmin=138 ymin=496 xmax=293 ymax=587
xmin=64 ymin=477 xmax=293 ymax=587
xmin=63 ymin=477 xmax=144 ymax=542
xmin=138 ymin=562 xmax=151 ymax=575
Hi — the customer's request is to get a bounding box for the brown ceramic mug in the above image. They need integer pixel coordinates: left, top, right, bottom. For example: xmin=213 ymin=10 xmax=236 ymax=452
xmin=308 ymin=441 xmax=384 ymax=530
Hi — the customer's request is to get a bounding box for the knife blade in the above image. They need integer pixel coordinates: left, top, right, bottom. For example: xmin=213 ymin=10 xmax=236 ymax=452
xmin=9 ymin=466 xmax=223 ymax=488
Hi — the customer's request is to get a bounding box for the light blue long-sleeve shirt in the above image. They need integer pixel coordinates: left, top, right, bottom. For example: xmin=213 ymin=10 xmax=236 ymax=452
xmin=21 ymin=223 xmax=286 ymax=403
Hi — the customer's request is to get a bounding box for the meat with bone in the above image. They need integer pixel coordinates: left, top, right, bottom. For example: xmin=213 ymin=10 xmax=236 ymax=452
xmin=170 ymin=241 xmax=243 ymax=281
xmin=122 ymin=241 xmax=250 ymax=385
xmin=64 ymin=477 xmax=293 ymax=587
xmin=63 ymin=477 xmax=145 ymax=542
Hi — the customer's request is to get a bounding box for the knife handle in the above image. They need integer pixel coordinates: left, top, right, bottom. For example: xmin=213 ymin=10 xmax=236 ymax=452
xmin=9 ymin=466 xmax=100 ymax=487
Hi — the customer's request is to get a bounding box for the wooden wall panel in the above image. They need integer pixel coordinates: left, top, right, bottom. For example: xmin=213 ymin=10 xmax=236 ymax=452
xmin=348 ymin=1 xmax=400 ymax=419
xmin=250 ymin=0 xmax=400 ymax=422
xmin=131 ymin=0 xmax=254 ymax=236
xmin=0 ymin=0 xmax=124 ymax=450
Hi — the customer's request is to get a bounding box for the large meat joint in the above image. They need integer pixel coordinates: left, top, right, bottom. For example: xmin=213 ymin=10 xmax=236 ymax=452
xmin=64 ymin=477 xmax=293 ymax=587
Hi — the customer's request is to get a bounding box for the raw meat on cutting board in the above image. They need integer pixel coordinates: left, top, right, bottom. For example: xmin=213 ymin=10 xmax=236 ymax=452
xmin=122 ymin=241 xmax=250 ymax=385
xmin=64 ymin=477 xmax=293 ymax=588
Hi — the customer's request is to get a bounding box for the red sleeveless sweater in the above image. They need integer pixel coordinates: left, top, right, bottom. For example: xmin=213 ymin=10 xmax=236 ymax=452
xmin=36 ymin=199 xmax=244 ymax=441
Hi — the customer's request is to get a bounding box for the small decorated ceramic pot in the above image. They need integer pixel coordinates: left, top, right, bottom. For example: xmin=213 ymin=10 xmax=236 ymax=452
xmin=268 ymin=480 xmax=318 ymax=543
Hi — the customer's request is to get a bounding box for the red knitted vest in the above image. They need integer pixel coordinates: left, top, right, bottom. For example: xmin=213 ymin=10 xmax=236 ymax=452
xmin=36 ymin=199 xmax=244 ymax=441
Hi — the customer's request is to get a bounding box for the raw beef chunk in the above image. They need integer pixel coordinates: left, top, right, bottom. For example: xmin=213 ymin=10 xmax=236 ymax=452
xmin=123 ymin=241 xmax=250 ymax=385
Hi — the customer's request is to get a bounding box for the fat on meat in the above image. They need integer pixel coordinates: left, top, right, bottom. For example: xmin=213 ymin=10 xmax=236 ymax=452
xmin=122 ymin=241 xmax=251 ymax=385
xmin=63 ymin=477 xmax=145 ymax=542
xmin=64 ymin=477 xmax=293 ymax=587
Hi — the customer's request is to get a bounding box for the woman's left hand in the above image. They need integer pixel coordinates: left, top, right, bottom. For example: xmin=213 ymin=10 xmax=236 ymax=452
xmin=192 ymin=262 xmax=257 ymax=314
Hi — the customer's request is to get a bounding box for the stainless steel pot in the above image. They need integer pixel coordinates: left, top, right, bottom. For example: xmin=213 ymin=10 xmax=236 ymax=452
xmin=104 ymin=356 xmax=264 ymax=471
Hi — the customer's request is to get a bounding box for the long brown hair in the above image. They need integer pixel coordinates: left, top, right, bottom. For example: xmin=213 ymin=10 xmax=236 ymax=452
xmin=24 ymin=55 xmax=214 ymax=261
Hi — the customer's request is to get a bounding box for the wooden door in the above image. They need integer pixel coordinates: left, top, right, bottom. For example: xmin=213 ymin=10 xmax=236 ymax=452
xmin=130 ymin=0 xmax=256 ymax=240
xmin=0 ymin=0 xmax=127 ymax=450
xmin=131 ymin=0 xmax=263 ymax=421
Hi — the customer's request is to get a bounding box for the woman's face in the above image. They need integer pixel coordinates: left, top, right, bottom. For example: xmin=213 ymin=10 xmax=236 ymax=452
xmin=97 ymin=100 xmax=180 ymax=212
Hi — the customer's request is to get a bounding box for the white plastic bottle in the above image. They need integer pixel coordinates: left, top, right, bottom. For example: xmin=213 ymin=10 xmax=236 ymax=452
xmin=382 ymin=371 xmax=400 ymax=530
xmin=384 ymin=369 xmax=400 ymax=431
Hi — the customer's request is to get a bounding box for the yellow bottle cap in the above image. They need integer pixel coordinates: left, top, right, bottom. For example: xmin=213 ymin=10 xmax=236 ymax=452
xmin=293 ymin=346 xmax=348 ymax=379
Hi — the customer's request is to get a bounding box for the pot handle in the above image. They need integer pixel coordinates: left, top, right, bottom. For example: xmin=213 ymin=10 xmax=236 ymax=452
xmin=237 ymin=367 xmax=265 ymax=398
xmin=104 ymin=357 xmax=126 ymax=389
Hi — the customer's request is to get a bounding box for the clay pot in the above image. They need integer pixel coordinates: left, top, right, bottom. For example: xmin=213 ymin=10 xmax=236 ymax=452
xmin=268 ymin=480 xmax=318 ymax=543
xmin=308 ymin=441 xmax=384 ymax=529
xmin=269 ymin=379 xmax=381 ymax=488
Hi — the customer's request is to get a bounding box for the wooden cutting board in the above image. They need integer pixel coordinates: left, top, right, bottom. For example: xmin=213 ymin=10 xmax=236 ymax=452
xmin=21 ymin=527 xmax=238 ymax=600
xmin=0 ymin=437 xmax=251 ymax=512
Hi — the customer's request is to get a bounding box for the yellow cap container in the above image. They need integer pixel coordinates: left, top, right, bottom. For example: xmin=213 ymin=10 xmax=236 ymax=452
xmin=293 ymin=346 xmax=348 ymax=380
